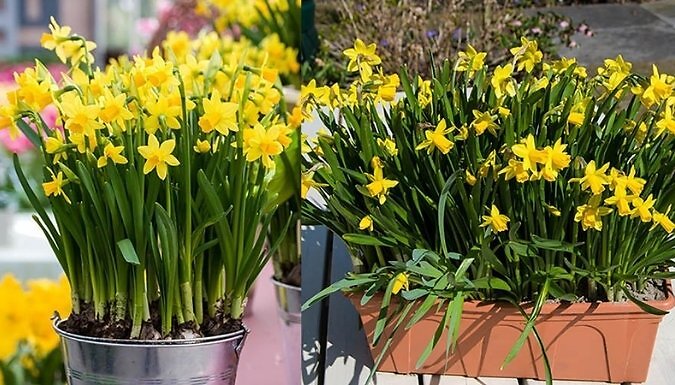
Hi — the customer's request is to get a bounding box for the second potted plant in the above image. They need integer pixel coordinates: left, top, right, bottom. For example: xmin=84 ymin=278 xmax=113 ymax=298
xmin=303 ymin=39 xmax=675 ymax=383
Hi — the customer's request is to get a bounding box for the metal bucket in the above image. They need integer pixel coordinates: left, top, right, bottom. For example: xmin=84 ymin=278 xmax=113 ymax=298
xmin=54 ymin=319 xmax=248 ymax=385
xmin=271 ymin=278 xmax=301 ymax=385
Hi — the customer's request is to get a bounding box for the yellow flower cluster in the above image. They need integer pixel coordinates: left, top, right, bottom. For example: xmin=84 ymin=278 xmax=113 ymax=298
xmin=0 ymin=275 xmax=70 ymax=361
xmin=300 ymin=39 xmax=399 ymax=114
xmin=196 ymin=0 xmax=294 ymax=30
xmin=571 ymin=162 xmax=674 ymax=232
xmin=0 ymin=18 xmax=295 ymax=203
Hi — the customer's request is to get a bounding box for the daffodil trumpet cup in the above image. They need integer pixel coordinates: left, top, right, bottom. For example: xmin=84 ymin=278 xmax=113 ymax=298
xmin=302 ymin=39 xmax=675 ymax=384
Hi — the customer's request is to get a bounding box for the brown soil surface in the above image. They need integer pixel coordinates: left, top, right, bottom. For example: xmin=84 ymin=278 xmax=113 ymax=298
xmin=59 ymin=301 xmax=244 ymax=340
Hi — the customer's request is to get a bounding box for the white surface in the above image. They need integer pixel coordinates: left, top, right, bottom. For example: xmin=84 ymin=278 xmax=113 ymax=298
xmin=0 ymin=212 xmax=62 ymax=280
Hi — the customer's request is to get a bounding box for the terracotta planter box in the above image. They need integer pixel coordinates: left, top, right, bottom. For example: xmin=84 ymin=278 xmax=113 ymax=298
xmin=350 ymin=289 xmax=674 ymax=383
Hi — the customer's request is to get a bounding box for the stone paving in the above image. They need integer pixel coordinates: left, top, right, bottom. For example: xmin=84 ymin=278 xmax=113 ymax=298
xmin=542 ymin=0 xmax=675 ymax=74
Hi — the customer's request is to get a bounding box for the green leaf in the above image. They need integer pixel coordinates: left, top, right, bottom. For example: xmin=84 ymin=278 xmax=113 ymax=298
xmin=117 ymin=239 xmax=140 ymax=265
xmin=621 ymin=286 xmax=669 ymax=315
xmin=301 ymin=277 xmax=376 ymax=311
xmin=342 ymin=233 xmax=396 ymax=247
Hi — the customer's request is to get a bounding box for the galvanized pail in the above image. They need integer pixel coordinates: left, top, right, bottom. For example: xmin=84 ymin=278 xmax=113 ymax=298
xmin=54 ymin=319 xmax=248 ymax=385
xmin=271 ymin=278 xmax=301 ymax=385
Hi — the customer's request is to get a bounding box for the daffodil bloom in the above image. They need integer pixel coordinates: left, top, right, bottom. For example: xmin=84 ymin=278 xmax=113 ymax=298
xmin=544 ymin=203 xmax=562 ymax=217
xmin=343 ymin=39 xmax=382 ymax=81
xmin=391 ymin=272 xmax=409 ymax=295
xmin=199 ymin=90 xmax=239 ymax=135
xmin=145 ymin=93 xmax=183 ymax=134
xmin=301 ymin=79 xmax=330 ymax=106
xmin=480 ymin=205 xmax=510 ymax=233
xmin=377 ymin=137 xmax=398 ymax=156
xmin=497 ymin=106 xmax=510 ymax=117
xmin=98 ymin=88 xmax=134 ymax=128
xmin=575 ymin=195 xmax=613 ymax=231
xmin=568 ymin=98 xmax=590 ymax=126
xmin=242 ymin=123 xmax=285 ymax=168
xmin=301 ymin=171 xmax=327 ymax=199
xmin=540 ymin=139 xmax=571 ymax=181
xmin=417 ymin=77 xmax=432 ymax=108
xmin=640 ymin=65 xmax=673 ymax=107
xmin=456 ymin=45 xmax=486 ymax=77
xmin=478 ymin=150 xmax=498 ymax=178
xmin=58 ymin=92 xmax=103 ymax=136
xmin=416 ymin=119 xmax=454 ymax=154
xmin=45 ymin=130 xmax=68 ymax=164
xmin=597 ymin=55 xmax=632 ymax=77
xmin=544 ymin=57 xmax=587 ymax=78
xmin=510 ymin=37 xmax=543 ymax=73
xmin=359 ymin=215 xmax=374 ymax=231
xmin=40 ymin=17 xmax=96 ymax=65
xmin=465 ymin=170 xmax=477 ymax=186
xmin=569 ymin=160 xmax=611 ymax=195
xmin=499 ymin=159 xmax=530 ymax=183
xmin=619 ymin=166 xmax=646 ymax=195
xmin=137 ymin=135 xmax=180 ymax=180
xmin=631 ymin=194 xmax=656 ymax=222
xmin=651 ymin=206 xmax=674 ymax=233
xmin=471 ymin=110 xmax=499 ymax=136
xmin=491 ymin=64 xmax=516 ymax=99
xmin=97 ymin=143 xmax=128 ymax=168
xmin=0 ymin=90 xmax=20 ymax=138
xmin=365 ymin=156 xmax=399 ymax=205
xmin=655 ymin=106 xmax=675 ymax=136
xmin=512 ymin=134 xmax=546 ymax=174
xmin=604 ymin=184 xmax=635 ymax=216
xmin=193 ymin=139 xmax=211 ymax=153
xmin=42 ymin=171 xmax=70 ymax=204
xmin=14 ymin=68 xmax=53 ymax=111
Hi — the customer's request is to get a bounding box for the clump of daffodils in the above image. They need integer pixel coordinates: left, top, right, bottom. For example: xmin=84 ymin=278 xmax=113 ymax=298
xmin=1 ymin=19 xmax=296 ymax=339
xmin=303 ymin=37 xmax=675 ymax=368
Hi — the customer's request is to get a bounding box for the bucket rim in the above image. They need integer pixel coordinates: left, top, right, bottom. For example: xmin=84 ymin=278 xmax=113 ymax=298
xmin=270 ymin=276 xmax=301 ymax=292
xmin=53 ymin=317 xmax=249 ymax=348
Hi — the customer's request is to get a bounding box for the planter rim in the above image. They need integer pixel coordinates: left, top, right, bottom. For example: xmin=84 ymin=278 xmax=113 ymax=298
xmin=53 ymin=317 xmax=249 ymax=348
xmin=347 ymin=282 xmax=675 ymax=316
xmin=271 ymin=276 xmax=301 ymax=291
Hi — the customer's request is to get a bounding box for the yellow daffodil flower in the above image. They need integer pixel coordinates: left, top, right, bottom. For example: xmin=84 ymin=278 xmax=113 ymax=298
xmin=456 ymin=45 xmax=486 ymax=77
xmin=416 ymin=119 xmax=454 ymax=154
xmin=569 ymin=160 xmax=611 ymax=194
xmin=640 ymin=65 xmax=673 ymax=107
xmin=199 ymin=90 xmax=239 ymax=135
xmin=491 ymin=64 xmax=517 ymax=99
xmin=465 ymin=170 xmax=477 ymax=186
xmin=138 ymin=135 xmax=180 ymax=180
xmin=539 ymin=139 xmax=571 ymax=181
xmin=651 ymin=205 xmax=674 ymax=233
xmin=499 ymin=159 xmax=530 ymax=183
xmin=145 ymin=93 xmax=183 ymax=134
xmin=40 ymin=17 xmax=96 ymax=65
xmin=512 ymin=134 xmax=546 ymax=174
xmin=574 ymin=195 xmax=613 ymax=231
xmin=194 ymin=139 xmax=211 ymax=154
xmin=14 ymin=68 xmax=53 ymax=111
xmin=242 ymin=123 xmax=285 ymax=168
xmin=58 ymin=92 xmax=103 ymax=136
xmin=359 ymin=215 xmax=374 ymax=231
xmin=377 ymin=137 xmax=398 ymax=156
xmin=480 ymin=205 xmax=510 ymax=233
xmin=604 ymin=184 xmax=635 ymax=216
xmin=343 ymin=39 xmax=382 ymax=81
xmin=365 ymin=156 xmax=399 ymax=205
xmin=45 ymin=130 xmax=68 ymax=164
xmin=391 ymin=272 xmax=409 ymax=295
xmin=301 ymin=171 xmax=327 ymax=199
xmin=42 ymin=171 xmax=70 ymax=204
xmin=631 ymin=194 xmax=656 ymax=222
xmin=544 ymin=203 xmax=562 ymax=217
xmin=98 ymin=88 xmax=134 ymax=128
xmin=417 ymin=77 xmax=432 ymax=108
xmin=655 ymin=106 xmax=675 ymax=136
xmin=510 ymin=37 xmax=543 ymax=73
xmin=471 ymin=110 xmax=499 ymax=136
xmin=97 ymin=143 xmax=128 ymax=168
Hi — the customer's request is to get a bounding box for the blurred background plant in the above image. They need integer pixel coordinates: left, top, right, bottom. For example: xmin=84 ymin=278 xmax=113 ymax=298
xmin=304 ymin=0 xmax=580 ymax=85
xmin=0 ymin=275 xmax=70 ymax=385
